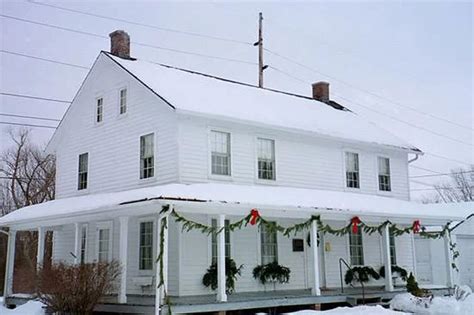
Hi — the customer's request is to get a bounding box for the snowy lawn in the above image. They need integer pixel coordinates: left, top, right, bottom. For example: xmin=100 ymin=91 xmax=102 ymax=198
xmin=0 ymin=298 xmax=45 ymax=315
xmin=390 ymin=292 xmax=474 ymax=315
xmin=283 ymin=305 xmax=408 ymax=314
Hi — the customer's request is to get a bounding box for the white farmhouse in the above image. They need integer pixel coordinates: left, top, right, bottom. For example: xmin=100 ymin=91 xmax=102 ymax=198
xmin=1 ymin=30 xmax=471 ymax=314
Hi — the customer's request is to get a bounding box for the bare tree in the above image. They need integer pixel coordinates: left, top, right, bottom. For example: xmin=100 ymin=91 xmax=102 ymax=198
xmin=422 ymin=166 xmax=474 ymax=203
xmin=0 ymin=128 xmax=56 ymax=293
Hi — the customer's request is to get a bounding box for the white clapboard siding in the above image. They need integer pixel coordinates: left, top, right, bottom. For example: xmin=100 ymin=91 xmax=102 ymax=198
xmin=54 ymin=54 xmax=178 ymax=199
xmin=178 ymin=116 xmax=410 ymax=201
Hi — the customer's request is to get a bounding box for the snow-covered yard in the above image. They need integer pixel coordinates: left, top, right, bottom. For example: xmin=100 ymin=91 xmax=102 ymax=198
xmin=284 ymin=305 xmax=407 ymax=314
xmin=390 ymin=292 xmax=474 ymax=315
xmin=0 ymin=297 xmax=45 ymax=315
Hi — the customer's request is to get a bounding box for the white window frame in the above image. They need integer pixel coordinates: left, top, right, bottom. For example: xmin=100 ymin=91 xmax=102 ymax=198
xmin=119 ymin=87 xmax=128 ymax=115
xmin=137 ymin=217 xmax=156 ymax=273
xmin=343 ymin=150 xmax=361 ymax=190
xmin=255 ymin=137 xmax=277 ymax=182
xmin=80 ymin=223 xmax=88 ymax=264
xmin=95 ymin=97 xmax=104 ymax=124
xmin=77 ymin=152 xmax=89 ymax=191
xmin=377 ymin=156 xmax=392 ymax=193
xmin=260 ymin=222 xmax=278 ymax=265
xmin=139 ymin=132 xmax=155 ymax=180
xmin=348 ymin=229 xmax=364 ymax=266
xmin=208 ymin=128 xmax=233 ymax=180
xmin=209 ymin=217 xmax=231 ymax=265
xmin=389 ymin=234 xmax=397 ymax=266
xmin=96 ymin=221 xmax=113 ymax=263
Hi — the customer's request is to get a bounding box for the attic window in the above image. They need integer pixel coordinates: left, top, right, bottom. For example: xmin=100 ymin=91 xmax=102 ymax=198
xmin=96 ymin=97 xmax=103 ymax=123
xmin=119 ymin=88 xmax=127 ymax=114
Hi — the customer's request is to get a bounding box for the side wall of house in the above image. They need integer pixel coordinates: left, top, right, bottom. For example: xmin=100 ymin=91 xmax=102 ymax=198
xmin=54 ymin=54 xmax=178 ymax=199
xmin=177 ymin=116 xmax=410 ymax=201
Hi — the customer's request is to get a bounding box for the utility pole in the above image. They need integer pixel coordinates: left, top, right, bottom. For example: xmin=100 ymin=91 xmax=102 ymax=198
xmin=254 ymin=12 xmax=267 ymax=88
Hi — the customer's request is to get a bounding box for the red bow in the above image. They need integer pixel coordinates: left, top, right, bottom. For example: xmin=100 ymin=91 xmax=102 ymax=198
xmin=412 ymin=220 xmax=421 ymax=234
xmin=351 ymin=216 xmax=361 ymax=234
xmin=249 ymin=209 xmax=260 ymax=225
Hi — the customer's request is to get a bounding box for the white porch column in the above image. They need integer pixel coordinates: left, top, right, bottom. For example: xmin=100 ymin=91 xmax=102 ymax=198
xmin=155 ymin=213 xmax=169 ymax=315
xmin=73 ymin=223 xmax=80 ymax=264
xmin=216 ymin=214 xmax=227 ymax=302
xmin=118 ymin=216 xmax=129 ymax=304
xmin=310 ymin=220 xmax=321 ymax=295
xmin=444 ymin=232 xmax=454 ymax=288
xmin=37 ymin=227 xmax=45 ymax=267
xmin=155 ymin=216 xmax=162 ymax=315
xmin=4 ymin=230 xmax=16 ymax=298
xmin=381 ymin=224 xmax=394 ymax=292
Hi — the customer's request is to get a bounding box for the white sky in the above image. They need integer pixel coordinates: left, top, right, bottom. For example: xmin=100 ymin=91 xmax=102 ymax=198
xmin=0 ymin=0 xmax=472 ymax=201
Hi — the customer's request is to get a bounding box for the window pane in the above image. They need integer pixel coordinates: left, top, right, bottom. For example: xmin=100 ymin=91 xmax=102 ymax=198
xmin=120 ymin=89 xmax=127 ymax=114
xmin=389 ymin=234 xmax=397 ymax=265
xmin=210 ymin=131 xmax=231 ymax=176
xmin=80 ymin=225 xmax=87 ymax=264
xmin=96 ymin=98 xmax=103 ymax=123
xmin=139 ymin=221 xmax=153 ymax=270
xmin=258 ymin=138 xmax=276 ymax=180
xmin=345 ymin=152 xmax=360 ymax=188
xmin=140 ymin=134 xmax=154 ymax=179
xmin=349 ymin=230 xmax=364 ymax=265
xmin=261 ymin=223 xmax=278 ymax=264
xmin=378 ymin=157 xmax=391 ymax=191
xmin=98 ymin=228 xmax=110 ymax=263
xmin=211 ymin=219 xmax=231 ymax=264
xmin=78 ymin=153 xmax=88 ymax=190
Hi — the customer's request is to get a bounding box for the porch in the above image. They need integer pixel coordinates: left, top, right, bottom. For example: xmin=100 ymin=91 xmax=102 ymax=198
xmin=0 ymin=183 xmax=465 ymax=315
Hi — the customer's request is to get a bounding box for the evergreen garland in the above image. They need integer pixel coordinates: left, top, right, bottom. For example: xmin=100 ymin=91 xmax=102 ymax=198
xmin=344 ymin=266 xmax=380 ymax=285
xmin=379 ymin=265 xmax=408 ymax=281
xmin=202 ymin=258 xmax=243 ymax=293
xmin=252 ymin=262 xmax=291 ymax=285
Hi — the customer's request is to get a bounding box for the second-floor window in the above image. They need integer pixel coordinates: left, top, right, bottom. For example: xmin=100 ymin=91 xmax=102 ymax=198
xmin=210 ymin=130 xmax=231 ymax=176
xmin=96 ymin=97 xmax=103 ymax=123
xmin=119 ymin=88 xmax=127 ymax=114
xmin=140 ymin=133 xmax=154 ymax=179
xmin=211 ymin=219 xmax=230 ymax=264
xmin=257 ymin=138 xmax=276 ymax=180
xmin=77 ymin=153 xmax=88 ymax=190
xmin=345 ymin=152 xmax=360 ymax=189
xmin=349 ymin=229 xmax=364 ymax=265
xmin=261 ymin=223 xmax=278 ymax=264
xmin=139 ymin=221 xmax=153 ymax=270
xmin=378 ymin=157 xmax=391 ymax=191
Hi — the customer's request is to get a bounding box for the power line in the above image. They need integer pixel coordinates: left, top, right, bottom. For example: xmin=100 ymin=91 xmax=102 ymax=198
xmin=0 ymin=92 xmax=72 ymax=104
xmin=332 ymin=93 xmax=473 ymax=147
xmin=0 ymin=122 xmax=57 ymax=129
xmin=27 ymin=0 xmax=253 ymax=46
xmin=264 ymin=48 xmax=473 ymax=131
xmin=0 ymin=14 xmax=257 ymax=66
xmin=1 ymin=50 xmax=90 ymax=70
xmin=0 ymin=113 xmax=61 ymax=122
xmin=410 ymin=170 xmax=474 ymax=178
xmin=410 ymin=165 xmax=444 ymax=174
xmin=423 ymin=152 xmax=472 ymax=166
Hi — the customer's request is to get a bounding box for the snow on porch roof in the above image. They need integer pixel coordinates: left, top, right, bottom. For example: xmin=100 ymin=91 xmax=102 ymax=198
xmin=104 ymin=52 xmax=420 ymax=153
xmin=0 ymin=183 xmax=470 ymax=227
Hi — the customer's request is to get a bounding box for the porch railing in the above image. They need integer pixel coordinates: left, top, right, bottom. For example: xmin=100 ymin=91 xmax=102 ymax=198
xmin=338 ymin=258 xmax=366 ymax=303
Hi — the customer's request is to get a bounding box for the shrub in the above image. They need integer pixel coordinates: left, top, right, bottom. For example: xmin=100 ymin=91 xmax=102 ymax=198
xmin=36 ymin=261 xmax=121 ymax=314
xmin=202 ymin=258 xmax=243 ymax=293
xmin=406 ymin=272 xmax=430 ymax=297
xmin=379 ymin=265 xmax=408 ymax=281
xmin=252 ymin=262 xmax=291 ymax=285
xmin=344 ymin=266 xmax=380 ymax=285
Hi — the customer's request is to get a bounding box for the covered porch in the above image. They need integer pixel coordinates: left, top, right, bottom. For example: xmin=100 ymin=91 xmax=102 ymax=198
xmin=0 ymin=183 xmax=464 ymax=314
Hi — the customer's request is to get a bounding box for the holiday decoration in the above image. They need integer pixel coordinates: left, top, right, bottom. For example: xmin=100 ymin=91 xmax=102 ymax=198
xmin=252 ymin=262 xmax=291 ymax=285
xmin=351 ymin=216 xmax=361 ymax=234
xmin=249 ymin=209 xmax=260 ymax=225
xmin=344 ymin=266 xmax=380 ymax=285
xmin=379 ymin=265 xmax=408 ymax=281
xmin=202 ymin=258 xmax=243 ymax=293
xmin=412 ymin=220 xmax=421 ymax=234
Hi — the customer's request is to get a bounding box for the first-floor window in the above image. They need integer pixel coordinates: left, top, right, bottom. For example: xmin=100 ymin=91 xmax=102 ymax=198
xmin=349 ymin=230 xmax=364 ymax=265
xmin=139 ymin=221 xmax=154 ymax=270
xmin=211 ymin=219 xmax=230 ymax=264
xmin=140 ymin=133 xmax=154 ymax=179
xmin=389 ymin=234 xmax=397 ymax=266
xmin=80 ymin=224 xmax=88 ymax=264
xmin=261 ymin=223 xmax=278 ymax=264
xmin=77 ymin=153 xmax=88 ymax=190
xmin=97 ymin=225 xmax=111 ymax=262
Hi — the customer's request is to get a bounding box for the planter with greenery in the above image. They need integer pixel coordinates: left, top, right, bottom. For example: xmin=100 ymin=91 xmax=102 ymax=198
xmin=202 ymin=258 xmax=243 ymax=293
xmin=252 ymin=261 xmax=291 ymax=289
xmin=344 ymin=266 xmax=380 ymax=285
xmin=379 ymin=265 xmax=408 ymax=283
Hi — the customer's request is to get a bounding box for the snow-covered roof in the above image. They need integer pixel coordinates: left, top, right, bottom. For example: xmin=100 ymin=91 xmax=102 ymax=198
xmin=1 ymin=183 xmax=470 ymax=227
xmin=104 ymin=52 xmax=420 ymax=153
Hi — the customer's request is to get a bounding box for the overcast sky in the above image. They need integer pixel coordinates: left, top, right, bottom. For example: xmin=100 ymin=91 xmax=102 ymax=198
xmin=0 ymin=0 xmax=472 ymax=200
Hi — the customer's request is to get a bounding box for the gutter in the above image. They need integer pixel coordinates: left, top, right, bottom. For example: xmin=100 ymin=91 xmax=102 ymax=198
xmin=408 ymin=153 xmax=421 ymax=163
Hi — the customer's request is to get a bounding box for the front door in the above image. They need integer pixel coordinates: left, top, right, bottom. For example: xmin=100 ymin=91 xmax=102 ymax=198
xmin=414 ymin=237 xmax=433 ymax=284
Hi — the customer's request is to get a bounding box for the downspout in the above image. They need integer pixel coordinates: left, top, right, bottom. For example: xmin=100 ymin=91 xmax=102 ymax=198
xmin=408 ymin=153 xmax=420 ymax=164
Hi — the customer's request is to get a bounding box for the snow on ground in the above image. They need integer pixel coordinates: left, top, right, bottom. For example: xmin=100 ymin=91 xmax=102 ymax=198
xmin=0 ymin=299 xmax=45 ymax=315
xmin=390 ymin=293 xmax=474 ymax=315
xmin=283 ymin=305 xmax=408 ymax=314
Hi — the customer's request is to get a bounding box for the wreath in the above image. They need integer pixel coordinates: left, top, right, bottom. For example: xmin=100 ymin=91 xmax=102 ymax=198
xmin=252 ymin=262 xmax=291 ymax=285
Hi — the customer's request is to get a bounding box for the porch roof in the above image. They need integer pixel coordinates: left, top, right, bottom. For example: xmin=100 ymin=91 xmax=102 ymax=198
xmin=0 ymin=183 xmax=471 ymax=228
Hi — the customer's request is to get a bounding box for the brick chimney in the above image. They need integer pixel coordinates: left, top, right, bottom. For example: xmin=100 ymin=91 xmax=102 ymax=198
xmin=312 ymin=81 xmax=330 ymax=103
xmin=109 ymin=30 xmax=130 ymax=59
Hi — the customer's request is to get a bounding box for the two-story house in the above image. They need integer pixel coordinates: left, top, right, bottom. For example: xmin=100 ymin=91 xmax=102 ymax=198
xmin=0 ymin=30 xmax=465 ymax=314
